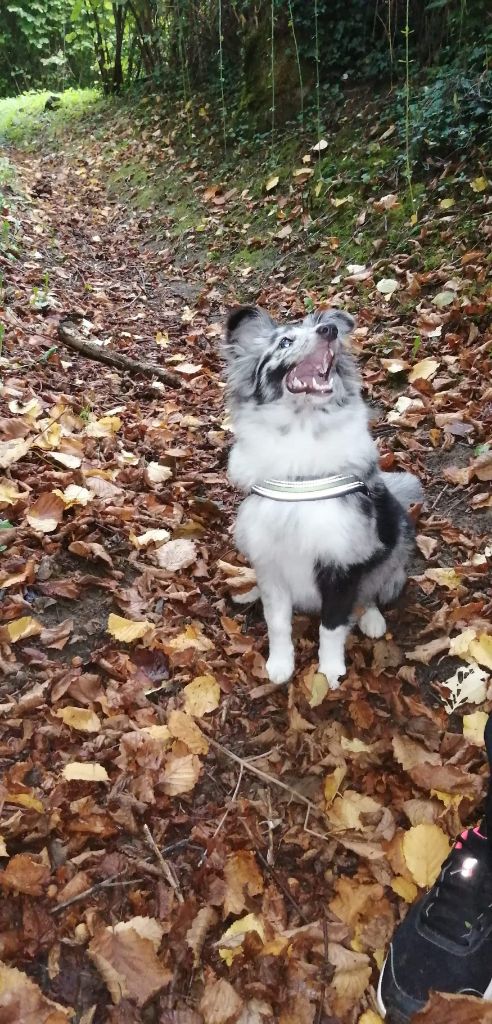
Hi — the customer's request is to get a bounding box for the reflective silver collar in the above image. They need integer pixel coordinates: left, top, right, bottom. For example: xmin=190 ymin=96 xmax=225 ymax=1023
xmin=251 ymin=474 xmax=368 ymax=502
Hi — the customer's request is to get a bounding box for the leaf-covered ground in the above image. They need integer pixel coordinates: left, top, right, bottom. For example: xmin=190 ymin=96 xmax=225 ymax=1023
xmin=0 ymin=93 xmax=491 ymax=1024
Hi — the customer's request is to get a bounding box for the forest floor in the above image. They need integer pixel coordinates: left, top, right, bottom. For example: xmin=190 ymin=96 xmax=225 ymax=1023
xmin=0 ymin=89 xmax=491 ymax=1024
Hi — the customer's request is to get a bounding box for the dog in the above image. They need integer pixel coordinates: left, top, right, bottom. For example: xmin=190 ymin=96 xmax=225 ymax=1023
xmin=223 ymin=305 xmax=423 ymax=687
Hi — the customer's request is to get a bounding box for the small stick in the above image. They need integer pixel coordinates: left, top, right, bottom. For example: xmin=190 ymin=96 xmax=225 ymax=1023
xmin=51 ymin=873 xmax=141 ymax=914
xmin=208 ymin=736 xmax=317 ymax=813
xmin=213 ymin=765 xmax=243 ymax=838
xmin=241 ymin=819 xmax=309 ymax=924
xmin=58 ymin=320 xmax=180 ymax=388
xmin=143 ymin=824 xmax=184 ymax=903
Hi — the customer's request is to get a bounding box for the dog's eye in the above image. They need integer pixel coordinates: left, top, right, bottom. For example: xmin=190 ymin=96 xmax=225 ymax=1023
xmin=278 ymin=336 xmax=293 ymax=349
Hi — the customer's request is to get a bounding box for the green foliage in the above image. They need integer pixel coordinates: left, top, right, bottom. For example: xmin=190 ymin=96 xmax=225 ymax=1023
xmin=397 ymin=68 xmax=492 ymax=163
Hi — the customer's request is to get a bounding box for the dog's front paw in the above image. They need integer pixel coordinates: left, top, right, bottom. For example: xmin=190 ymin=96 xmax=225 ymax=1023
xmin=318 ymin=658 xmax=346 ymax=690
xmin=266 ymin=651 xmax=294 ymax=685
xmin=359 ymin=606 xmax=386 ymax=639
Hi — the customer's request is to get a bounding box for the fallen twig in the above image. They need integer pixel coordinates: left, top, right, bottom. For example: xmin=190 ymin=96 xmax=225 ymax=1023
xmin=58 ymin=319 xmax=181 ymax=388
xmin=143 ymin=823 xmax=184 ymax=902
xmin=51 ymin=873 xmax=142 ymax=914
xmin=208 ymin=736 xmax=317 ymax=813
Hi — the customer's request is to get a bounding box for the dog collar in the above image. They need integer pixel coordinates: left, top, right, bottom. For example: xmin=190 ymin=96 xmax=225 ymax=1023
xmin=251 ymin=475 xmax=368 ymax=501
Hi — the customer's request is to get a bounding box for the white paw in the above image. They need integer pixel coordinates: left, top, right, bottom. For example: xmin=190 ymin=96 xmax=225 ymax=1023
xmin=359 ymin=606 xmax=386 ymax=639
xmin=318 ymin=659 xmax=346 ymax=690
xmin=266 ymin=651 xmax=294 ymax=685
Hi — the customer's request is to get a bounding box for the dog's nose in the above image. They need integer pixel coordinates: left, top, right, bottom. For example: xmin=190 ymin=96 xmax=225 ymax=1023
xmin=316 ymin=323 xmax=337 ymax=339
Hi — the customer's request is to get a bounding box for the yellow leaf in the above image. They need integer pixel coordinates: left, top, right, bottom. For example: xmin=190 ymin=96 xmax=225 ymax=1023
xmin=62 ymin=762 xmax=109 ymax=782
xmin=5 ymin=616 xmax=42 ymax=644
xmin=324 ymin=765 xmax=347 ymax=805
xmin=314 ymin=180 xmax=323 ymax=197
xmin=402 ymin=823 xmax=450 ymax=887
xmin=161 ymin=753 xmax=201 ymax=796
xmin=107 ymin=613 xmax=153 ymax=643
xmin=470 ymin=176 xmax=488 ymax=193
xmin=431 ymin=790 xmax=463 ymax=808
xmin=85 ymin=415 xmax=122 ymax=437
xmin=463 ymin=711 xmax=488 ymax=746
xmin=52 ymin=485 xmax=93 ymax=507
xmin=424 ymin=567 xmax=461 ymax=589
xmin=391 ymin=875 xmax=418 ymax=903
xmin=340 ymin=736 xmax=373 ymax=754
xmin=164 ymin=624 xmax=213 ymax=653
xmin=143 ymin=724 xmax=171 ymax=744
xmin=167 ymin=709 xmax=209 ymax=754
xmin=332 ymin=195 xmax=350 ymax=208
xmin=359 ymin=1012 xmax=384 ymax=1024
xmin=8 ymin=397 xmax=43 ymax=419
xmin=6 ymin=792 xmax=44 ymax=813
xmin=26 ymin=492 xmax=65 ymax=534
xmin=54 ymin=706 xmax=101 ymax=733
xmin=439 ymin=197 xmax=455 ymax=209
xmin=265 ymin=174 xmax=279 ymax=191
xmin=469 ymin=634 xmax=492 ymax=671
xmin=155 ymin=331 xmax=169 ymax=347
xmin=219 ymin=913 xmax=265 ymax=965
xmin=130 ymin=528 xmax=170 ymax=549
xmin=408 ymin=357 xmax=440 ymax=382
xmin=307 ymin=672 xmax=329 ymax=708
xmin=0 ymin=482 xmax=23 ymax=506
xmin=183 ymin=674 xmax=220 ymax=717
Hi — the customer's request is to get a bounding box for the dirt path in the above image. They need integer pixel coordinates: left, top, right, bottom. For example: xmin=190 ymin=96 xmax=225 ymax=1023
xmin=0 ymin=130 xmax=491 ymax=1023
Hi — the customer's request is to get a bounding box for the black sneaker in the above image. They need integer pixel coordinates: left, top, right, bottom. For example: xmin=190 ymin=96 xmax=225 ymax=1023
xmin=377 ymin=715 xmax=492 ymax=1022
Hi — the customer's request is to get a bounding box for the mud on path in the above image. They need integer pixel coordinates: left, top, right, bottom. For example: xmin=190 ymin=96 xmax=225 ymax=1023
xmin=0 ymin=127 xmax=491 ymax=1024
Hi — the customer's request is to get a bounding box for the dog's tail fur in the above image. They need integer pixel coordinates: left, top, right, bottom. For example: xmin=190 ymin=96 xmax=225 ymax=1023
xmin=383 ymin=472 xmax=423 ymax=509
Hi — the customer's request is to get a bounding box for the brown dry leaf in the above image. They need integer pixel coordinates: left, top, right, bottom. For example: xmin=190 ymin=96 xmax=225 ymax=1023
xmin=167 ymin=709 xmax=209 ymax=754
xmin=326 ymin=790 xmax=384 ymax=832
xmin=0 ymin=962 xmax=72 ymax=1022
xmin=161 ymin=754 xmax=202 ymax=795
xmin=236 ymin=1000 xmax=273 ymax=1024
xmin=0 ymin=559 xmax=35 ymax=589
xmin=85 ymin=415 xmax=122 ymax=437
xmin=186 ymin=907 xmax=218 ymax=967
xmin=402 ymin=824 xmax=450 ymax=887
xmin=1 ymin=616 xmax=42 ymax=644
xmin=408 ymin=358 xmax=440 ymax=382
xmin=423 ymin=568 xmax=461 ymax=589
xmin=324 ymin=765 xmax=347 ymax=805
xmin=217 ymin=560 xmax=257 ymax=596
xmin=183 ymin=674 xmax=221 ymax=717
xmin=410 ymin=762 xmax=484 ymax=800
xmin=88 ymin=918 xmax=171 ymax=1007
xmin=155 ymin=539 xmax=197 ymax=571
xmin=279 ymin=995 xmax=315 ymax=1024
xmin=413 ymin=991 xmax=492 ymax=1023
xmin=405 ymin=636 xmax=450 ymax=664
xmin=62 ymin=762 xmax=109 ymax=782
xmin=130 ymin=528 xmax=170 ymax=549
xmin=0 ymin=481 xmax=23 ymax=506
xmin=0 ymin=437 xmax=31 ymax=469
xmin=218 ymin=913 xmax=265 ymax=965
xmin=0 ymin=837 xmax=7 ymax=857
xmin=223 ymin=850 xmax=264 ymax=916
xmin=0 ymin=853 xmax=50 ymax=896
xmin=392 ymin=735 xmax=441 ymax=771
xmin=330 ymin=876 xmax=383 ymax=927
xmin=329 ymin=943 xmax=372 ymax=1017
xmin=69 ymin=540 xmax=113 ymax=566
xmin=163 ymin=624 xmax=213 ymax=653
xmin=54 ymin=706 xmax=101 ymax=733
xmin=199 ymin=978 xmax=243 ymax=1024
xmin=306 ymin=671 xmax=329 ymax=707
xmin=26 ymin=492 xmax=65 ymax=534
xmin=40 ymin=618 xmax=74 ymax=649
xmin=145 ymin=461 xmax=173 ymax=485
xmin=107 ymin=614 xmax=154 ymax=643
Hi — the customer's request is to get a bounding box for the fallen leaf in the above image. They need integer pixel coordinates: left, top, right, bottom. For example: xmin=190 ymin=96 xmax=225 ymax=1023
xmin=85 ymin=415 xmax=122 ymax=437
xmin=0 ymin=853 xmax=50 ymax=895
xmin=440 ymin=662 xmax=488 ymax=712
xmin=200 ymin=978 xmax=243 ymax=1024
xmin=312 ymin=139 xmax=328 ymax=152
xmin=224 ymin=850 xmax=264 ymax=916
xmin=0 ymin=963 xmax=71 ymax=1022
xmin=306 ymin=671 xmax=329 ymax=707
xmin=183 ymin=674 xmax=220 ymax=716
xmin=145 ymin=462 xmax=172 ymax=484
xmin=329 ymin=942 xmax=371 ymax=1016
xmin=54 ymin=706 xmax=101 ymax=733
xmin=69 ymin=539 xmax=113 ymax=565
xmin=402 ymin=824 xmax=450 ymax=887
xmin=391 ymin=876 xmax=418 ymax=903
xmin=50 ymin=451 xmax=82 ymax=469
xmin=53 ymin=484 xmax=93 ymax=507
xmin=130 ymin=528 xmax=171 ymax=549
xmin=450 ymin=629 xmax=492 ymax=670
xmin=167 ymin=710 xmax=209 ymax=754
xmin=88 ymin=917 xmax=171 ymax=1006
xmin=186 ymin=907 xmax=219 ymax=967
xmin=462 ymin=711 xmax=488 ymax=746
xmin=324 ymin=765 xmax=347 ymax=805
xmin=155 ymin=539 xmax=197 ymax=570
xmin=107 ymin=614 xmax=153 ymax=643
xmin=265 ymin=175 xmax=279 ymax=191
xmin=62 ymin=762 xmax=109 ymax=782
xmin=408 ymin=358 xmax=440 ymax=382
xmin=161 ymin=754 xmax=201 ymax=795
xmin=218 ymin=913 xmax=265 ymax=965
xmin=0 ymin=437 xmax=31 ymax=469
xmin=432 ymin=290 xmax=455 ymax=308
xmin=276 ymin=224 xmax=292 ymax=239
xmin=392 ymin=735 xmax=441 ymax=771
xmin=26 ymin=492 xmax=65 ymax=533
xmin=423 ymin=567 xmax=461 ymax=589
xmin=1 ymin=616 xmax=42 ymax=644
xmin=164 ymin=624 xmax=213 ymax=653
xmin=470 ymin=176 xmax=488 ymax=193
xmin=439 ymin=197 xmax=455 ymax=209
xmin=0 ymin=482 xmax=23 ymax=506
xmin=376 ymin=278 xmax=399 ymax=298
xmin=413 ymin=990 xmax=492 ymax=1023
xmin=373 ymin=192 xmax=400 ymax=211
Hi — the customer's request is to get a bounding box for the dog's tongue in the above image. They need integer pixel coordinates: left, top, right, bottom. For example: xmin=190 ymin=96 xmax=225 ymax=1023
xmin=286 ymin=341 xmax=334 ymax=394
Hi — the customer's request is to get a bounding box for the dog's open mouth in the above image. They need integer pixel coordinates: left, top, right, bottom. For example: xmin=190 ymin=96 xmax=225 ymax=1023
xmin=285 ymin=340 xmax=335 ymax=395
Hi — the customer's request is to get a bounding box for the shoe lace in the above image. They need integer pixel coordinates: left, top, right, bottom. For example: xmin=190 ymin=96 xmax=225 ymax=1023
xmin=425 ymin=828 xmax=492 ymax=946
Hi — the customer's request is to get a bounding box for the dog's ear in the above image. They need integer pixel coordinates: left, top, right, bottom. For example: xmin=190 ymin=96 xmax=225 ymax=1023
xmin=315 ymin=309 xmax=355 ymax=337
xmin=225 ymin=306 xmax=276 ymax=351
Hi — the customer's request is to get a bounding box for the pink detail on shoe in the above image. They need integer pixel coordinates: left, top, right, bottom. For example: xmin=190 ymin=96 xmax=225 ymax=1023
xmin=455 ymin=842 xmax=463 ymax=850
xmin=473 ymin=826 xmax=487 ymax=839
xmin=461 ymin=830 xmax=469 ymax=840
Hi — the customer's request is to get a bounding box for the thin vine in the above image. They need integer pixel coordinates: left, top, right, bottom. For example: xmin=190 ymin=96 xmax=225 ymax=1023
xmin=270 ymin=0 xmax=275 ymax=153
xmin=287 ymin=0 xmax=303 ymax=127
xmin=403 ymin=0 xmax=414 ymax=206
xmin=218 ymin=0 xmax=227 ymax=152
xmin=314 ymin=0 xmax=322 ymax=172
